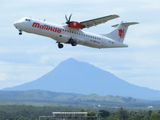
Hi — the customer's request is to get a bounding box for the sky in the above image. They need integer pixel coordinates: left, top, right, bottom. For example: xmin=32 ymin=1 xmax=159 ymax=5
xmin=0 ymin=0 xmax=160 ymax=91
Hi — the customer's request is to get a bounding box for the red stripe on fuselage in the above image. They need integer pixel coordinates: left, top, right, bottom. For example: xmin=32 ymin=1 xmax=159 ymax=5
xmin=90 ymin=40 xmax=100 ymax=44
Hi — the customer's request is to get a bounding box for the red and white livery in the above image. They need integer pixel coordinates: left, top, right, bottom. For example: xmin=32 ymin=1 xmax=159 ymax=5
xmin=14 ymin=14 xmax=138 ymax=49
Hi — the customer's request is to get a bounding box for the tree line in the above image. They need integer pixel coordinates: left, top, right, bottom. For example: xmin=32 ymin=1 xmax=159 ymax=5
xmin=99 ymin=108 xmax=160 ymax=120
xmin=0 ymin=105 xmax=160 ymax=120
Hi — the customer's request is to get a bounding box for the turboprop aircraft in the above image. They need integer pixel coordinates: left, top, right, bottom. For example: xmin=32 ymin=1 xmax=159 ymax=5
xmin=14 ymin=14 xmax=138 ymax=49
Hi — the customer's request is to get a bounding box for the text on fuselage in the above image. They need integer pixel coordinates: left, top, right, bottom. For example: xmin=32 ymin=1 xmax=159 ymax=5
xmin=32 ymin=22 xmax=62 ymax=33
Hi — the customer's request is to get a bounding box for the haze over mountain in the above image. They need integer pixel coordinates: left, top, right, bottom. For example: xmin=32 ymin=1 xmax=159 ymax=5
xmin=3 ymin=58 xmax=160 ymax=100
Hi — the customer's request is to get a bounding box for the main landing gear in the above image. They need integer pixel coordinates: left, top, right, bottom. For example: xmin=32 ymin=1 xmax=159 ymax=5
xmin=19 ymin=30 xmax=22 ymax=35
xmin=57 ymin=38 xmax=77 ymax=49
xmin=71 ymin=41 xmax=77 ymax=46
xmin=69 ymin=38 xmax=77 ymax=46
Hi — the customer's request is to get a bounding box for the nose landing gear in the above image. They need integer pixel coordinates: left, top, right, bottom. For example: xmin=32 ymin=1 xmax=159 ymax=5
xmin=19 ymin=30 xmax=22 ymax=35
xmin=58 ymin=42 xmax=64 ymax=49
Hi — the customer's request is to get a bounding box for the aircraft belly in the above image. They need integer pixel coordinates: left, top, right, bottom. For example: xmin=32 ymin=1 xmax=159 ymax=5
xmin=75 ymin=37 xmax=85 ymax=45
xmin=55 ymin=34 xmax=70 ymax=43
xmin=101 ymin=39 xmax=128 ymax=48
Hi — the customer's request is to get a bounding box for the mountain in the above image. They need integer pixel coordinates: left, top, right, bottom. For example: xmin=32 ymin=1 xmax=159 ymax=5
xmin=3 ymin=58 xmax=160 ymax=100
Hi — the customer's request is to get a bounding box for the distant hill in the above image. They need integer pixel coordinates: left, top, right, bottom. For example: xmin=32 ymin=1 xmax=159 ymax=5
xmin=2 ymin=90 xmax=160 ymax=107
xmin=3 ymin=58 xmax=160 ymax=100
xmin=0 ymin=90 xmax=140 ymax=103
xmin=0 ymin=90 xmax=149 ymax=107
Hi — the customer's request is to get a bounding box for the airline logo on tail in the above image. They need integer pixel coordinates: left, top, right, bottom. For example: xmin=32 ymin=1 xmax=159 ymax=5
xmin=118 ymin=29 xmax=125 ymax=38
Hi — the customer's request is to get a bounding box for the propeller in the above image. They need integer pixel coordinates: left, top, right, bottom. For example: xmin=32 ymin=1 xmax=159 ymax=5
xmin=65 ymin=14 xmax=72 ymax=27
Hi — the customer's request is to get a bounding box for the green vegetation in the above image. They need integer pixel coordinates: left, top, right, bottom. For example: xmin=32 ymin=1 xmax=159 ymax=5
xmin=1 ymin=90 xmax=160 ymax=119
xmin=0 ymin=105 xmax=159 ymax=120
xmin=1 ymin=90 xmax=160 ymax=108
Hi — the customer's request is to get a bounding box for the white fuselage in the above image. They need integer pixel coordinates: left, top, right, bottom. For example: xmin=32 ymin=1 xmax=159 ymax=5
xmin=14 ymin=17 xmax=128 ymax=48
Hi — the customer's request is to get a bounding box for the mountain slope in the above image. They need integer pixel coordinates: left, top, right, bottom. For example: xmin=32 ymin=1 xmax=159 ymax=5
xmin=3 ymin=58 xmax=160 ymax=100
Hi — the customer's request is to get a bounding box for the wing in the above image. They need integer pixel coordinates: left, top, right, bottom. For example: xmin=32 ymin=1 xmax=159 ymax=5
xmin=80 ymin=14 xmax=119 ymax=28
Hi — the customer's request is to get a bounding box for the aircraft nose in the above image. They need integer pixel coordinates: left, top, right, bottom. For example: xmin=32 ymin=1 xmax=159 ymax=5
xmin=14 ymin=21 xmax=19 ymax=28
xmin=14 ymin=21 xmax=23 ymax=29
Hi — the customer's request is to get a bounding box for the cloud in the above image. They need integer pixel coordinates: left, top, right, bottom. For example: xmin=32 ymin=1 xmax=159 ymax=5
xmin=0 ymin=73 xmax=9 ymax=81
xmin=139 ymin=1 xmax=160 ymax=10
xmin=0 ymin=60 xmax=54 ymax=89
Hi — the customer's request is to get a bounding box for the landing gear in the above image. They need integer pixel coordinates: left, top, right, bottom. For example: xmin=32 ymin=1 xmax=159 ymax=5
xmin=71 ymin=42 xmax=77 ymax=46
xmin=57 ymin=38 xmax=77 ymax=49
xmin=67 ymin=38 xmax=77 ymax=46
xmin=19 ymin=30 xmax=22 ymax=35
xmin=58 ymin=42 xmax=64 ymax=49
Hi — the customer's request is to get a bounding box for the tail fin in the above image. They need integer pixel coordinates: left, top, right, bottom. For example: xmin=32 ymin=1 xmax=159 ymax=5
xmin=103 ymin=21 xmax=139 ymax=43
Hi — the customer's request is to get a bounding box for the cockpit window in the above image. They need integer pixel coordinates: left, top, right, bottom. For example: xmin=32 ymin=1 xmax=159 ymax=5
xmin=25 ymin=19 xmax=31 ymax=21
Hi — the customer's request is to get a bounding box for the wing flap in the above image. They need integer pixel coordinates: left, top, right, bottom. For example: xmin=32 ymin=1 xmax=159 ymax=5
xmin=80 ymin=14 xmax=119 ymax=28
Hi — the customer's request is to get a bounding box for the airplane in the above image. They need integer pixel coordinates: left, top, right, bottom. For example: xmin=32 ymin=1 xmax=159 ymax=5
xmin=14 ymin=14 xmax=138 ymax=49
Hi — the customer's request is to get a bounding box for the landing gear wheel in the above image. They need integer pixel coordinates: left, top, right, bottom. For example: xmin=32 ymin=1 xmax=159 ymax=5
xmin=71 ymin=42 xmax=77 ymax=46
xmin=58 ymin=43 xmax=64 ymax=49
xmin=19 ymin=30 xmax=22 ymax=35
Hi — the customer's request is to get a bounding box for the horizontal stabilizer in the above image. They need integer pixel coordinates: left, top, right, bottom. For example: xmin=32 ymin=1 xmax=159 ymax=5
xmin=112 ymin=22 xmax=139 ymax=27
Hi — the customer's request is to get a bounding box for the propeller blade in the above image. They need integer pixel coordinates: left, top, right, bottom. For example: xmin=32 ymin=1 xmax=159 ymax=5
xmin=65 ymin=14 xmax=68 ymax=22
xmin=65 ymin=14 xmax=73 ymax=27
xmin=68 ymin=14 xmax=72 ymax=22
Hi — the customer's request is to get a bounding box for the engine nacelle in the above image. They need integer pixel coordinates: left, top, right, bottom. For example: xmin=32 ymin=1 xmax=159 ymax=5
xmin=69 ymin=21 xmax=85 ymax=29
